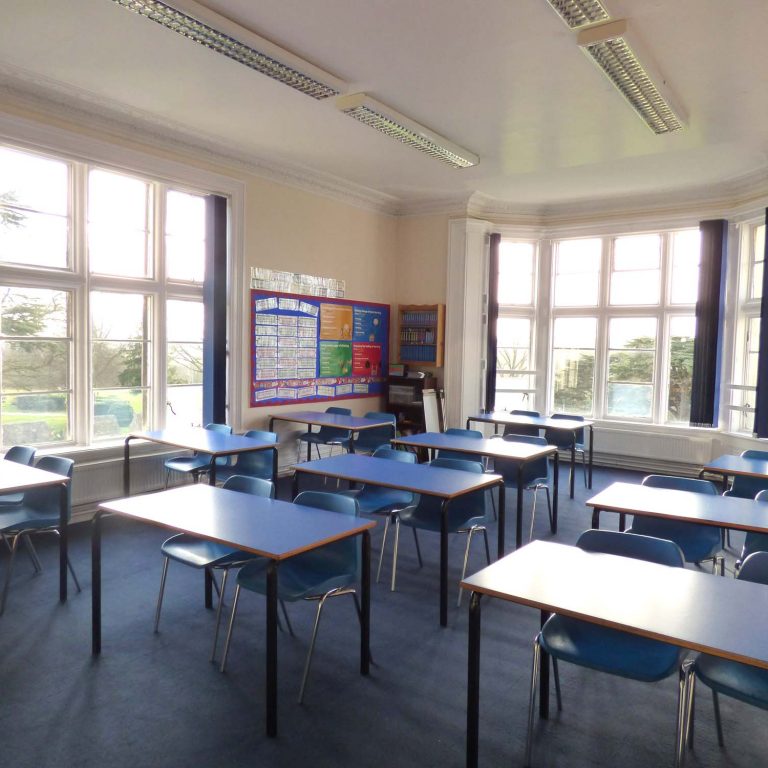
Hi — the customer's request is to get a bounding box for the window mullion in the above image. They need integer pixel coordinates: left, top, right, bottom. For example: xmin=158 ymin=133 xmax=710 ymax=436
xmin=72 ymin=161 xmax=89 ymax=446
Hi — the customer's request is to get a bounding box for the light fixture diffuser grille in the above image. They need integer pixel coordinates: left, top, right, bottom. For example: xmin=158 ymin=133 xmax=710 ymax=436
xmin=111 ymin=0 xmax=340 ymax=99
xmin=583 ymin=37 xmax=683 ymax=134
xmin=338 ymin=101 xmax=478 ymax=169
xmin=545 ymin=0 xmax=610 ymax=28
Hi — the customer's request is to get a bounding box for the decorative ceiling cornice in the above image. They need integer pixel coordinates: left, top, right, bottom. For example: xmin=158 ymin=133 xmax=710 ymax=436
xmin=0 ymin=64 xmax=400 ymax=216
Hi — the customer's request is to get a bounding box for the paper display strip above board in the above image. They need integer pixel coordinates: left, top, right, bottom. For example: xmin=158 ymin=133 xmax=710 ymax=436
xmin=250 ymin=267 xmax=345 ymax=298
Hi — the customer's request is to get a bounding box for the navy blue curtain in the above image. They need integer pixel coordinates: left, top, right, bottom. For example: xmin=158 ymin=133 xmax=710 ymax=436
xmin=689 ymin=220 xmax=728 ymax=428
xmin=202 ymin=194 xmax=228 ymax=425
xmin=752 ymin=209 xmax=768 ymax=437
xmin=484 ymin=233 xmax=501 ymax=412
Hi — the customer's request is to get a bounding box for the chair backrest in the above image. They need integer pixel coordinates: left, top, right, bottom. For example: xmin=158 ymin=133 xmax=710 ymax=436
xmin=4 ymin=445 xmax=36 ymax=465
xmin=205 ymin=423 xmax=234 ymax=466
xmin=739 ymin=490 xmax=768 ymax=561
xmin=315 ymin=407 xmax=353 ymax=442
xmin=503 ymin=409 xmax=541 ymax=438
xmin=422 ymin=389 xmax=442 ymax=433
xmin=417 ymin=457 xmax=488 ymax=528
xmin=724 ymin=450 xmax=768 ymax=499
xmin=293 ymin=491 xmax=360 ymax=575
xmin=438 ymin=428 xmax=483 ymax=461
xmin=24 ymin=455 xmax=74 ymax=516
xmin=641 ymin=474 xmax=717 ymax=495
xmin=737 ymin=551 xmax=768 ymax=584
xmin=229 ymin=430 xmax=277 ymax=479
xmin=544 ymin=413 xmax=585 ymax=449
xmin=494 ymin=434 xmax=550 ymax=487
xmin=222 ymin=474 xmax=274 ymax=498
xmin=371 ymin=446 xmax=417 ymax=464
xmin=353 ymin=412 xmax=397 ymax=452
xmin=577 ymin=529 xmax=684 ymax=568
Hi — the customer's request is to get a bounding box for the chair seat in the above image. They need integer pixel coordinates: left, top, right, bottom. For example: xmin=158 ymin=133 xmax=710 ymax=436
xmin=540 ymin=615 xmax=682 ymax=682
xmin=627 ymin=522 xmax=721 ymax=563
xmin=339 ymin=487 xmax=414 ymax=516
xmin=695 ymin=654 xmax=768 ymax=711
xmin=237 ymin=554 xmax=356 ymax=602
xmin=0 ymin=493 xmax=24 ymax=506
xmin=161 ymin=533 xmax=254 ymax=569
xmin=164 ymin=455 xmax=212 ymax=473
xmin=0 ymin=506 xmax=62 ymax=532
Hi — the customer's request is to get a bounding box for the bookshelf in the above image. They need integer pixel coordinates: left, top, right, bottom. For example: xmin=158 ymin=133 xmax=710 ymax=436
xmin=396 ymin=304 xmax=445 ymax=367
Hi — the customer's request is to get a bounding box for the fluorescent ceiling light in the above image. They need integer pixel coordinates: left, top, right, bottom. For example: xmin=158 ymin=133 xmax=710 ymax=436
xmin=111 ymin=0 xmax=346 ymax=99
xmin=545 ymin=0 xmax=609 ymax=28
xmin=335 ymin=93 xmax=479 ymax=169
xmin=577 ymin=19 xmax=685 ymax=134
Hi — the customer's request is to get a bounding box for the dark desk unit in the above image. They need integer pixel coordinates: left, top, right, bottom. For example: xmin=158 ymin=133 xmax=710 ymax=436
xmin=466 ymin=411 xmax=594 ymax=497
xmin=391 ymin=432 xmax=559 ymax=550
xmin=92 ymin=484 xmax=374 ymax=738
xmin=124 ymin=428 xmax=278 ymax=494
xmin=293 ymin=453 xmax=503 ymax=626
xmin=0 ymin=461 xmax=71 ymax=603
xmin=461 ymin=540 xmax=768 ymax=768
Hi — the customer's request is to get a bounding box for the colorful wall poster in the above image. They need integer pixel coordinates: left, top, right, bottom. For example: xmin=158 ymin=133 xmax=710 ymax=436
xmin=250 ymin=290 xmax=389 ymax=407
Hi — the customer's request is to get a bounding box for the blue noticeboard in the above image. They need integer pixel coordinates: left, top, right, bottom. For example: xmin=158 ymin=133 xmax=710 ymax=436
xmin=250 ymin=290 xmax=390 ymax=407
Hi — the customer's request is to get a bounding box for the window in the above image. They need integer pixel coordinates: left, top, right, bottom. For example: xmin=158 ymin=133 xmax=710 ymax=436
xmin=492 ymin=240 xmax=538 ymax=410
xmin=548 ymin=229 xmax=700 ymax=423
xmin=729 ymin=221 xmax=766 ymax=433
xmin=0 ymin=143 xmax=210 ymax=448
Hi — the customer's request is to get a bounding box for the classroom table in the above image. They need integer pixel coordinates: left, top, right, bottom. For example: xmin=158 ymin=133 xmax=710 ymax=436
xmin=292 ymin=453 xmax=503 ymax=626
xmin=699 ymin=453 xmax=768 ymax=493
xmin=461 ymin=540 xmax=768 ymax=768
xmin=124 ymin=428 xmax=278 ymax=495
xmin=587 ymin=481 xmax=768 ymax=534
xmin=91 ymin=483 xmax=374 ymax=738
xmin=390 ymin=432 xmax=559 ymax=550
xmin=268 ymin=410 xmax=393 ymax=460
xmin=0 ymin=460 xmax=71 ymax=603
xmin=465 ymin=411 xmax=594 ymax=497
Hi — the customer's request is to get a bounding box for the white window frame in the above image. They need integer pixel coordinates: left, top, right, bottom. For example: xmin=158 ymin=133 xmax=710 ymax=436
xmin=0 ymin=113 xmax=245 ymax=453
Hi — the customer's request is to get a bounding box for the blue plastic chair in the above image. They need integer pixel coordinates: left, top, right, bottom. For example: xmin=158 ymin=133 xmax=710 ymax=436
xmin=154 ymin=474 xmax=275 ymax=661
xmin=338 ymin=446 xmax=417 ymax=589
xmin=0 ymin=445 xmax=37 ymax=506
xmin=544 ymin=413 xmax=587 ymax=488
xmin=526 ymin=529 xmax=687 ymax=767
xmin=437 ymin=428 xmax=484 ymax=461
xmin=723 ymin=450 xmax=768 ymax=499
xmin=219 ymin=491 xmax=362 ymax=703
xmin=297 ymin=407 xmax=353 ymax=460
xmin=503 ymin=409 xmax=541 ymax=438
xmin=214 ymin=429 xmax=277 ymax=484
xmin=351 ymin=411 xmax=396 ymax=455
xmin=737 ymin=489 xmax=768 ymax=567
xmin=388 ymin=457 xmax=491 ymax=604
xmin=163 ymin=423 xmax=233 ymax=486
xmin=0 ymin=455 xmax=79 ymax=615
xmin=684 ymin=551 xmax=768 ymax=749
xmin=628 ymin=475 xmax=725 ymax=575
xmin=493 ymin=434 xmax=553 ymax=542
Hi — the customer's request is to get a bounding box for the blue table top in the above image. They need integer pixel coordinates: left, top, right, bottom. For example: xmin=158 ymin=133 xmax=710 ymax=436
xmin=270 ymin=411 xmax=392 ymax=431
xmin=294 ymin=453 xmax=501 ymax=498
xmin=99 ymin=484 xmax=374 ymax=560
xmin=468 ymin=412 xmax=593 ymax=430
xmin=461 ymin=540 xmax=768 ymax=668
xmin=0 ymin=460 xmax=69 ymax=494
xmin=587 ymin=481 xmax=768 ymax=532
xmin=129 ymin=429 xmax=275 ymax=455
xmin=391 ymin=432 xmax=556 ymax=461
xmin=704 ymin=454 xmax=768 ymax=478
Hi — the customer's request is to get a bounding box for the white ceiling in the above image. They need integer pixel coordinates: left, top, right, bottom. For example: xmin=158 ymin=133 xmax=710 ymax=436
xmin=1 ymin=0 xmax=767 ymax=213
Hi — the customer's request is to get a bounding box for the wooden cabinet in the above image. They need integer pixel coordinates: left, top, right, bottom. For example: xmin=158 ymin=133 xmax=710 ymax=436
xmin=386 ymin=374 xmax=435 ymax=434
xmin=396 ymin=304 xmax=445 ymax=367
